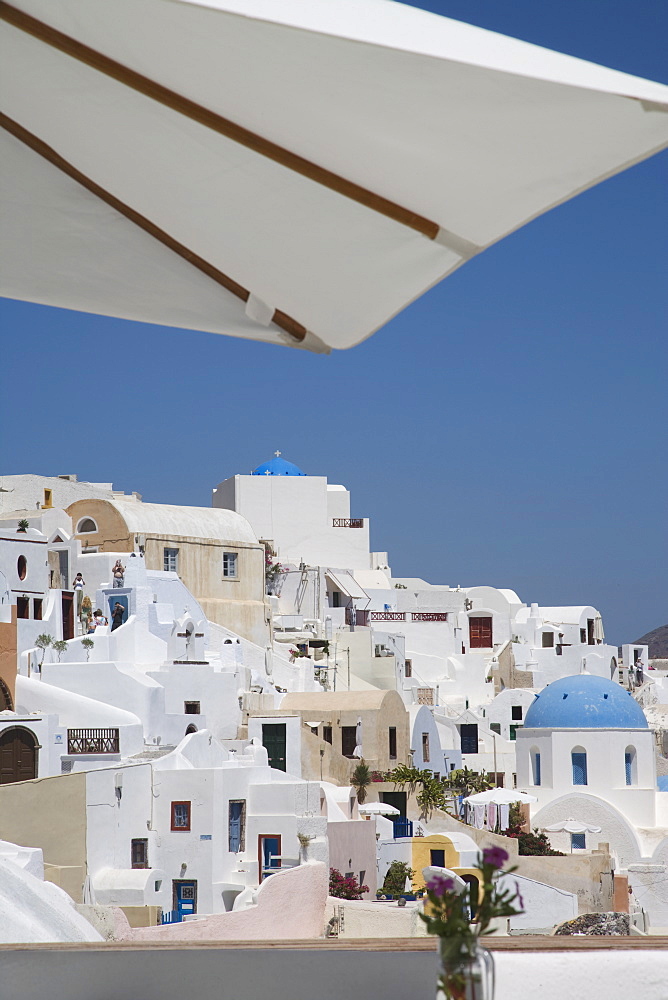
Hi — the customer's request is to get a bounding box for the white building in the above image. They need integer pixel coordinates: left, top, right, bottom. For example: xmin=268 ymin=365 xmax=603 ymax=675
xmin=516 ymin=674 xmax=668 ymax=924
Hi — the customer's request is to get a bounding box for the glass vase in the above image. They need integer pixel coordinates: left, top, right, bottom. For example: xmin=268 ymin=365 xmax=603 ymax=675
xmin=437 ymin=938 xmax=495 ymax=1000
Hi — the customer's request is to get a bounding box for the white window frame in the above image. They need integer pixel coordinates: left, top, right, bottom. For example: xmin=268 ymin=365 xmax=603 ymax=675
xmin=222 ymin=552 xmax=238 ymax=579
xmin=164 ymin=547 xmax=179 ymax=573
xmin=76 ymin=517 xmax=98 ymax=534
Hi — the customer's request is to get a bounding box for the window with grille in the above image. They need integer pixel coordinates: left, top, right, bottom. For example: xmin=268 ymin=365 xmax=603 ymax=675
xmin=222 ymin=552 xmax=238 ymax=578
xmin=625 ymin=746 xmax=636 ymax=786
xmin=171 ymin=801 xmax=191 ymax=830
xmin=164 ymin=548 xmax=179 ymax=573
xmin=131 ymin=839 xmax=149 ymax=869
xmin=571 ymin=750 xmax=588 ymax=786
xmin=571 ymin=833 xmax=586 ymax=850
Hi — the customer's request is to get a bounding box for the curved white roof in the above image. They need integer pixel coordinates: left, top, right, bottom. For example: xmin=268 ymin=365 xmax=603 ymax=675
xmin=108 ymin=500 xmax=258 ymax=544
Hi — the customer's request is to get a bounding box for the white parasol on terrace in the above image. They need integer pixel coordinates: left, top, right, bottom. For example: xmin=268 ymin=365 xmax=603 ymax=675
xmin=543 ymin=820 xmax=602 ymax=834
xmin=358 ymin=802 xmax=400 ymax=817
xmin=463 ymin=788 xmax=537 ymax=805
xmin=1 ymin=0 xmax=667 ymax=352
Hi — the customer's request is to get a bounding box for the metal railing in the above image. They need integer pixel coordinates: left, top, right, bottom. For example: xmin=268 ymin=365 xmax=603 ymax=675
xmin=370 ymin=611 xmax=406 ymax=622
xmin=392 ymin=817 xmax=414 ymax=838
xmin=411 ymin=612 xmax=448 ymax=622
xmin=332 ymin=518 xmax=364 ymax=528
xmin=67 ymin=728 xmax=120 ymax=754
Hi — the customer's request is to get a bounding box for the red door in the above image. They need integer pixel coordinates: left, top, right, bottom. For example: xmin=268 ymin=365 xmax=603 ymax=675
xmin=61 ymin=592 xmax=74 ymax=640
xmin=0 ymin=727 xmax=37 ymax=784
xmin=469 ymin=617 xmax=493 ymax=648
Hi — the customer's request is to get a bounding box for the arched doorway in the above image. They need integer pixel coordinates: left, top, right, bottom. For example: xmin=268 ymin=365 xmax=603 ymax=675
xmin=0 ymin=678 xmax=13 ymax=711
xmin=0 ymin=727 xmax=38 ymax=784
xmin=185 ymin=724 xmax=198 ymax=735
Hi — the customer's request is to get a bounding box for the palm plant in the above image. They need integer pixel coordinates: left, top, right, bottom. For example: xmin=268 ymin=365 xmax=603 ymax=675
xmin=351 ymin=758 xmax=371 ymax=804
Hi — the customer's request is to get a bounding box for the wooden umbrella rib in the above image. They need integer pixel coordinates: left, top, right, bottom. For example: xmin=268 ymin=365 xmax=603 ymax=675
xmin=0 ymin=112 xmax=306 ymax=342
xmin=0 ymin=1 xmax=439 ymax=240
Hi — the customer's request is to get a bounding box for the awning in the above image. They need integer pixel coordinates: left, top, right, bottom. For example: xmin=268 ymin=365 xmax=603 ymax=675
xmin=2 ymin=0 xmax=667 ymax=352
xmin=326 ymin=572 xmax=369 ymax=602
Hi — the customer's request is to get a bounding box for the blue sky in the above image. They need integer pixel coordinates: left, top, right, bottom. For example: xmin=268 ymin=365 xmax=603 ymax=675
xmin=1 ymin=0 xmax=666 ymax=643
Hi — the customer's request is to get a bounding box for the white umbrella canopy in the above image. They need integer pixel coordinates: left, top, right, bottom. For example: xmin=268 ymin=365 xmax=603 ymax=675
xmin=464 ymin=788 xmax=537 ymax=805
xmin=2 ymin=0 xmax=667 ymax=352
xmin=358 ymin=802 xmax=400 ymax=816
xmin=543 ymin=820 xmax=602 ymax=834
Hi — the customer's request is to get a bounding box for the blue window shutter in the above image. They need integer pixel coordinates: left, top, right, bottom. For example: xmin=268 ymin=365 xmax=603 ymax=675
xmin=229 ymin=802 xmax=242 ymax=852
xmin=572 ymin=752 xmax=587 ymax=785
xmin=625 ymin=753 xmax=632 ymax=785
xmin=535 ymin=753 xmax=541 ymax=786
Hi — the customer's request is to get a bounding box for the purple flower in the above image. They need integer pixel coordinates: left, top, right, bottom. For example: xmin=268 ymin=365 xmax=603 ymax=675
xmin=427 ymin=875 xmax=455 ymax=897
xmin=482 ymin=846 xmax=509 ymax=869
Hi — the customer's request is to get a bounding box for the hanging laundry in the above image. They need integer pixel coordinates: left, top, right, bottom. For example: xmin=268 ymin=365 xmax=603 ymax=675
xmin=474 ymin=803 xmax=486 ymax=829
xmin=499 ymin=803 xmax=510 ymax=831
xmin=487 ymin=802 xmax=498 ymax=831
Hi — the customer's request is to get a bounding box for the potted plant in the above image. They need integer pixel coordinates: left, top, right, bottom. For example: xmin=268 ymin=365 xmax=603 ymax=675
xmin=52 ymin=640 xmax=68 ymax=662
xmin=34 ymin=634 xmax=53 ymax=668
xmin=17 ymin=518 xmax=30 ymax=532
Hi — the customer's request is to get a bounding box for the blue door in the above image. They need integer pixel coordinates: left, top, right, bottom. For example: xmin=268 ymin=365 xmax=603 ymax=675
xmin=108 ymin=594 xmax=129 ymax=625
xmin=173 ymin=880 xmax=197 ymax=918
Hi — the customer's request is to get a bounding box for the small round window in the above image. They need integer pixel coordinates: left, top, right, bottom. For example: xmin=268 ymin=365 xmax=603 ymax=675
xmin=77 ymin=517 xmax=98 ymax=534
xmin=17 ymin=555 xmax=27 ymax=581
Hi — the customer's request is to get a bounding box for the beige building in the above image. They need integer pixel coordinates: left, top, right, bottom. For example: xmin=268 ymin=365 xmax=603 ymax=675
xmin=66 ymin=498 xmax=269 ymax=644
xmin=268 ymin=689 xmax=411 ymax=779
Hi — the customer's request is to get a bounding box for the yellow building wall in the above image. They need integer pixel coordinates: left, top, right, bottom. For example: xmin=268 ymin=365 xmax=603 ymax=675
xmin=411 ymin=835 xmax=460 ymax=890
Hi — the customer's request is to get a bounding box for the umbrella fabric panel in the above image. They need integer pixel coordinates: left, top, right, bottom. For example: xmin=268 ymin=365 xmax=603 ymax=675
xmin=0 ymin=130 xmax=294 ymax=345
xmin=17 ymin=0 xmax=668 ymax=246
xmin=2 ymin=0 xmax=667 ymax=351
xmin=1 ymin=16 xmax=458 ymax=349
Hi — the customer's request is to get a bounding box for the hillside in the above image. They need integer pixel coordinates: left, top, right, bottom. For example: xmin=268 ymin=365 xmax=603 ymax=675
xmin=634 ymin=624 xmax=668 ymax=659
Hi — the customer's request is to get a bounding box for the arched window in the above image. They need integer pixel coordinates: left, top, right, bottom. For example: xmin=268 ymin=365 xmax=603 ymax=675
xmin=625 ymin=746 xmax=637 ymax=786
xmin=17 ymin=555 xmax=27 ymax=581
xmin=571 ymin=747 xmax=588 ymax=786
xmin=530 ymin=747 xmax=541 ymax=786
xmin=76 ymin=517 xmax=98 ymax=534
xmin=185 ymin=724 xmax=198 ymax=735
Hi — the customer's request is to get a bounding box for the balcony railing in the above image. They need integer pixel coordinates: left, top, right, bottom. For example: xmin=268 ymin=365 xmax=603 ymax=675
xmin=332 ymin=518 xmax=364 ymax=528
xmin=416 ymin=688 xmax=434 ymax=706
xmin=67 ymin=728 xmax=120 ymax=754
xmin=346 ymin=610 xmax=449 ymax=625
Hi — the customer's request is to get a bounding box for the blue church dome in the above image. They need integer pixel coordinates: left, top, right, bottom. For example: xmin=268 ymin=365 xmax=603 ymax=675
xmin=252 ymin=454 xmax=306 ymax=477
xmin=524 ymin=674 xmax=648 ymax=730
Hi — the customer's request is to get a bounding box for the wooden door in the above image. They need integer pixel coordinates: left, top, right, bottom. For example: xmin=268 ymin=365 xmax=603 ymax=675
xmin=61 ymin=592 xmax=74 ymax=640
xmin=262 ymin=723 xmax=286 ymax=771
xmin=469 ymin=617 xmax=492 ymax=648
xmin=0 ymin=727 xmax=37 ymax=784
